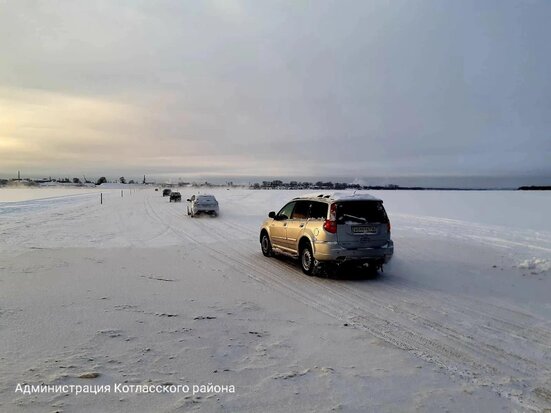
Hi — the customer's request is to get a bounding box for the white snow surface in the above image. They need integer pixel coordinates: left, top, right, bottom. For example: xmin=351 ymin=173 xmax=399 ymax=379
xmin=0 ymin=187 xmax=550 ymax=412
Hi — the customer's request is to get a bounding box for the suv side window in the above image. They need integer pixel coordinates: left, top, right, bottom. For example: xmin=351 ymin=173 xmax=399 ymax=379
xmin=291 ymin=201 xmax=309 ymax=219
xmin=277 ymin=202 xmax=295 ymax=220
xmin=308 ymin=201 xmax=328 ymax=219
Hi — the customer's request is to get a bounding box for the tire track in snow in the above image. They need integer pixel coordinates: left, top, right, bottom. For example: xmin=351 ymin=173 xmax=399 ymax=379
xmin=181 ymin=200 xmax=551 ymax=349
xmin=162 ymin=193 xmax=551 ymax=365
xmin=143 ymin=193 xmax=551 ymax=411
xmin=167 ymin=193 xmax=551 ymax=351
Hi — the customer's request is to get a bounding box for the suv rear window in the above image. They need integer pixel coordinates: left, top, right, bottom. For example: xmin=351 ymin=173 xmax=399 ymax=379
xmin=336 ymin=201 xmax=388 ymax=224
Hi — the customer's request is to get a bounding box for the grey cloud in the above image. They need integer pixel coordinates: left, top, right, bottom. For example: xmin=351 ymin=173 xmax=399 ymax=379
xmin=0 ymin=0 xmax=550 ymax=179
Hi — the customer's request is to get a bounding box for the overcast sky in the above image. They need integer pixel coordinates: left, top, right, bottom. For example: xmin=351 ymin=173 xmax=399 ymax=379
xmin=1 ymin=0 xmax=550 ymax=180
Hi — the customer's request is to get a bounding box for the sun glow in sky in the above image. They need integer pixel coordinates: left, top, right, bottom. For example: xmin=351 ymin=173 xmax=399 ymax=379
xmin=1 ymin=0 xmax=550 ymax=180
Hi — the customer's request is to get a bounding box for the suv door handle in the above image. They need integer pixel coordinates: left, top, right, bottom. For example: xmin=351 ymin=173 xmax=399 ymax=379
xmin=299 ymin=224 xmax=305 ymax=228
xmin=283 ymin=223 xmax=287 ymax=227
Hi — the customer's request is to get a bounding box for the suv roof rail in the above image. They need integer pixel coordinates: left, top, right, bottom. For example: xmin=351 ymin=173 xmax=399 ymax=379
xmin=297 ymin=192 xmax=382 ymax=202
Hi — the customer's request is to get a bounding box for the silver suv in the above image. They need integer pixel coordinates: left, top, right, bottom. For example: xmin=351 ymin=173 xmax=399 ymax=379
xmin=187 ymin=194 xmax=219 ymax=217
xmin=259 ymin=192 xmax=393 ymax=275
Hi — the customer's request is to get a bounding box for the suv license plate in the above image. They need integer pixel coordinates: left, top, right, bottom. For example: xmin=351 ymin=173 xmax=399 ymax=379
xmin=352 ymin=225 xmax=377 ymax=234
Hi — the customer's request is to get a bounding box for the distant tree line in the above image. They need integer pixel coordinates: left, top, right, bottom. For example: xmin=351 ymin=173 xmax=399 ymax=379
xmin=250 ymin=180 xmax=362 ymax=190
xmin=518 ymin=186 xmax=551 ymax=190
xmin=0 ymin=175 xmax=149 ymax=187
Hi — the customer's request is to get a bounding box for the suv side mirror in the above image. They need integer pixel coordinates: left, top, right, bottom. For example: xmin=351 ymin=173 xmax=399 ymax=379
xmin=268 ymin=211 xmax=276 ymax=218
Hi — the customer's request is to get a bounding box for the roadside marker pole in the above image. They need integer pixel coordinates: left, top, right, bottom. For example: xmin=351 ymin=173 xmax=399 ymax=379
xmin=101 ymin=193 xmax=103 ymax=205
xmin=121 ymin=190 xmax=123 ymax=198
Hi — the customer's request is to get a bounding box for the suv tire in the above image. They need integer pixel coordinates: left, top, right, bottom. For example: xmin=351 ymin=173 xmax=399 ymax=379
xmin=300 ymin=243 xmax=315 ymax=276
xmin=261 ymin=233 xmax=273 ymax=257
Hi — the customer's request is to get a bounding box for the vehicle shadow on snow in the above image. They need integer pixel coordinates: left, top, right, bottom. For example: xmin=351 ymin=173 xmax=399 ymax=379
xmin=189 ymin=212 xmax=220 ymax=218
xmin=272 ymin=254 xmax=382 ymax=281
xmin=327 ymin=266 xmax=382 ymax=281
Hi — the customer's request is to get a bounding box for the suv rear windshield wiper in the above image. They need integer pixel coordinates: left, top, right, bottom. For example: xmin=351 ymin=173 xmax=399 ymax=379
xmin=341 ymin=214 xmax=368 ymax=223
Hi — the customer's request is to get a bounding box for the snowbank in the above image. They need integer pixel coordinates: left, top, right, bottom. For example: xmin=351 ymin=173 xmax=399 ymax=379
xmin=519 ymin=258 xmax=551 ymax=274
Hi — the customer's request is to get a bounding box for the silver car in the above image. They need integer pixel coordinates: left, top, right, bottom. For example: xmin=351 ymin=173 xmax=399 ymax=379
xmin=187 ymin=194 xmax=219 ymax=217
xmin=259 ymin=192 xmax=393 ymax=275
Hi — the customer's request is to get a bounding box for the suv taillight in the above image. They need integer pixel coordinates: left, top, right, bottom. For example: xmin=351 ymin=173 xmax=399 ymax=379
xmin=323 ymin=220 xmax=337 ymax=233
xmin=323 ymin=203 xmax=337 ymax=233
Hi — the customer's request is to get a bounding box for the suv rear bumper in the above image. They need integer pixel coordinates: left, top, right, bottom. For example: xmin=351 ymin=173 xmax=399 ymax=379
xmin=193 ymin=206 xmax=219 ymax=214
xmin=313 ymin=240 xmax=394 ymax=264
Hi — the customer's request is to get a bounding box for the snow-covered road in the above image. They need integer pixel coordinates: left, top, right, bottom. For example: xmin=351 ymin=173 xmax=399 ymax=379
xmin=1 ymin=187 xmax=550 ymax=412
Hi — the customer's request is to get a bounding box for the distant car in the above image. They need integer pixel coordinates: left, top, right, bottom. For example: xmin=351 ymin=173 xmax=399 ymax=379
xmin=155 ymin=188 xmax=159 ymax=191
xmin=259 ymin=192 xmax=393 ymax=275
xmin=169 ymin=192 xmax=182 ymax=202
xmin=162 ymin=189 xmax=172 ymax=197
xmin=187 ymin=194 xmax=219 ymax=217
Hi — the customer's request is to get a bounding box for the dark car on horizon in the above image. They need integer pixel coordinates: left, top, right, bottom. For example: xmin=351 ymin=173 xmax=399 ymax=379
xmin=169 ymin=192 xmax=182 ymax=202
xmin=162 ymin=188 xmax=172 ymax=197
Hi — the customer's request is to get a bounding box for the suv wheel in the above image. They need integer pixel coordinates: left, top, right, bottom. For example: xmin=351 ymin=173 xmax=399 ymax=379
xmin=261 ymin=233 xmax=273 ymax=257
xmin=300 ymin=243 xmax=315 ymax=275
